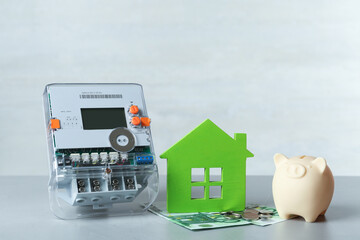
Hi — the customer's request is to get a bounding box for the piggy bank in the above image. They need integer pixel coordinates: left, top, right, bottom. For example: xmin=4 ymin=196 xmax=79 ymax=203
xmin=272 ymin=153 xmax=334 ymax=222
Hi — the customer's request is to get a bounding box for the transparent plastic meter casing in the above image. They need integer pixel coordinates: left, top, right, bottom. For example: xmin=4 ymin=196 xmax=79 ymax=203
xmin=43 ymin=83 xmax=159 ymax=219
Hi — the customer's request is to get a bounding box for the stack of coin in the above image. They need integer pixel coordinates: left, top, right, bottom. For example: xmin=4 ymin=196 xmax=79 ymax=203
xmin=219 ymin=207 xmax=274 ymax=221
xmin=242 ymin=209 xmax=260 ymax=221
xmin=220 ymin=211 xmax=242 ymax=220
xmin=258 ymin=209 xmax=274 ymax=220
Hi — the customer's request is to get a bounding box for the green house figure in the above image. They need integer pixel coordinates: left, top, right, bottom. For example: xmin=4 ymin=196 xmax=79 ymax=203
xmin=160 ymin=119 xmax=254 ymax=213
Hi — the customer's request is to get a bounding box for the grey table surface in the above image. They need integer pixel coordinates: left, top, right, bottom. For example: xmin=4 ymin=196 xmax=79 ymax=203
xmin=0 ymin=175 xmax=358 ymax=240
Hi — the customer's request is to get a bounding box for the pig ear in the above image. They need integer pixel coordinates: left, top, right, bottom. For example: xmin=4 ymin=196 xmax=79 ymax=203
xmin=312 ymin=157 xmax=327 ymax=174
xmin=274 ymin=153 xmax=288 ymax=168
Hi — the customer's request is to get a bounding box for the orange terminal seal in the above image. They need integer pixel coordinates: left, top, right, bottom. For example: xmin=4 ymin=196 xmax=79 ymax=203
xmin=131 ymin=116 xmax=141 ymax=126
xmin=50 ymin=119 xmax=60 ymax=129
xmin=141 ymin=117 xmax=151 ymax=127
xmin=129 ymin=105 xmax=139 ymax=114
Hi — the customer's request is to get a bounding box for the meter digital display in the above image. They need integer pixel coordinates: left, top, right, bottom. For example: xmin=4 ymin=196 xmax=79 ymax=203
xmin=81 ymin=108 xmax=127 ymax=130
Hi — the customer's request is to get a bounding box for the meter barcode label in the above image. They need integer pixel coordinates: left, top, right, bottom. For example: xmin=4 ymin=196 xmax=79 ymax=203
xmin=80 ymin=94 xmax=122 ymax=99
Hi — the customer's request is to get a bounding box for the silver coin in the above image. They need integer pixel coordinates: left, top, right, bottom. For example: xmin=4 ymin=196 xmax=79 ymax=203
xmin=220 ymin=211 xmax=234 ymax=216
xmin=233 ymin=211 xmax=243 ymax=215
xmin=259 ymin=209 xmax=273 ymax=215
xmin=259 ymin=214 xmax=272 ymax=220
xmin=225 ymin=213 xmax=241 ymax=220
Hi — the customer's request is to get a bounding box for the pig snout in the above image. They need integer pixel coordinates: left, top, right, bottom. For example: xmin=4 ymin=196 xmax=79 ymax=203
xmin=286 ymin=163 xmax=306 ymax=178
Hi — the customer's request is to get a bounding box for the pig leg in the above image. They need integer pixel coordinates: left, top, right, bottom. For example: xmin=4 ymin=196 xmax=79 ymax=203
xmin=303 ymin=214 xmax=319 ymax=223
xmin=320 ymin=209 xmax=327 ymax=215
xmin=277 ymin=210 xmax=292 ymax=220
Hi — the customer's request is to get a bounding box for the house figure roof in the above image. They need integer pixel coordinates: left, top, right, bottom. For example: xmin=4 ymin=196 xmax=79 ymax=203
xmin=160 ymin=119 xmax=253 ymax=160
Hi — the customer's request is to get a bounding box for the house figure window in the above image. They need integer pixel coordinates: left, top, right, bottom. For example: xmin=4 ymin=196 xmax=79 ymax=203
xmin=191 ymin=168 xmax=223 ymax=199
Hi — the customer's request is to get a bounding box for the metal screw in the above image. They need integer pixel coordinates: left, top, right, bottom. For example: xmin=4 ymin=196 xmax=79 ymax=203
xmin=78 ymin=180 xmax=85 ymax=187
xmin=126 ymin=178 xmax=134 ymax=184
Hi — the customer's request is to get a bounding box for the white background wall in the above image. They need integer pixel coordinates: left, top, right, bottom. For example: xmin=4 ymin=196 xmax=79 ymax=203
xmin=0 ymin=1 xmax=359 ymax=176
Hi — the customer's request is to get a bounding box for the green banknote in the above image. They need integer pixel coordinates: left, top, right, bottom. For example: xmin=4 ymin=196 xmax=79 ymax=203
xmin=148 ymin=202 xmax=286 ymax=230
